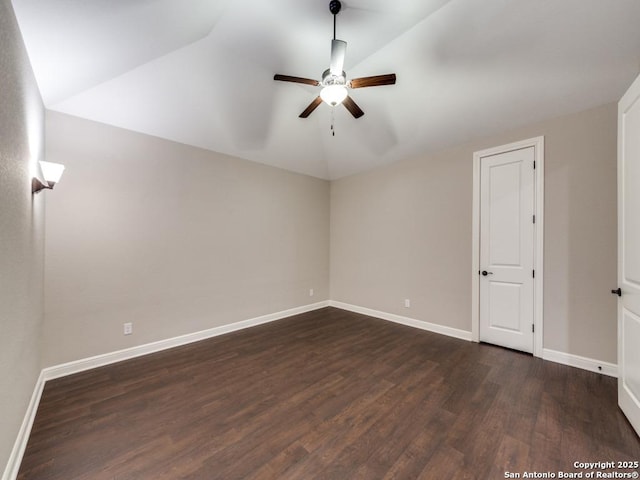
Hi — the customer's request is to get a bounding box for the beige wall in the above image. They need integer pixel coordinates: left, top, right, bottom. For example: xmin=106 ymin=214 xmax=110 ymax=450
xmin=43 ymin=111 xmax=330 ymax=366
xmin=0 ymin=0 xmax=45 ymax=474
xmin=331 ymin=103 xmax=618 ymax=363
xmin=44 ymin=103 xmax=618 ymax=367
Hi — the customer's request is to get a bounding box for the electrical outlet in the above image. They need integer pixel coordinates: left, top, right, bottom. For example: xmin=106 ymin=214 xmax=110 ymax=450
xmin=309 ymin=288 xmax=314 ymax=297
xmin=404 ymin=299 xmax=411 ymax=308
xmin=123 ymin=323 xmax=133 ymax=335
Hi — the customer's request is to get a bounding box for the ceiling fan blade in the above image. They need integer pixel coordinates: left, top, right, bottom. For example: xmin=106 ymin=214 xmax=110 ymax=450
xmin=349 ymin=73 xmax=396 ymax=89
xmin=343 ymin=95 xmax=364 ymax=119
xmin=299 ymin=96 xmax=323 ymax=118
xmin=274 ymin=74 xmax=320 ymax=86
xmin=330 ymin=39 xmax=347 ymax=76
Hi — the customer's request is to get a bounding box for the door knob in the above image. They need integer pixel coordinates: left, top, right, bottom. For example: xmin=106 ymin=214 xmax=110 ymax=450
xmin=612 ymin=288 xmax=622 ymax=297
xmin=481 ymin=270 xmax=493 ymax=276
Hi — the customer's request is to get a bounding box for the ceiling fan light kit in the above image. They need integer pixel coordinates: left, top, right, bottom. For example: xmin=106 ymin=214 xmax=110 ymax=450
xmin=320 ymin=67 xmax=348 ymax=106
xmin=321 ymin=85 xmax=348 ymax=106
xmin=274 ymin=0 xmax=396 ymax=121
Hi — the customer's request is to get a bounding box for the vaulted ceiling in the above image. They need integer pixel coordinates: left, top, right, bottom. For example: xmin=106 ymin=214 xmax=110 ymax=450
xmin=12 ymin=0 xmax=640 ymax=179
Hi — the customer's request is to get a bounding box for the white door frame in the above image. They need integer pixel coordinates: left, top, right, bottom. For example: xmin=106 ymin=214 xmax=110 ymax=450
xmin=472 ymin=136 xmax=545 ymax=357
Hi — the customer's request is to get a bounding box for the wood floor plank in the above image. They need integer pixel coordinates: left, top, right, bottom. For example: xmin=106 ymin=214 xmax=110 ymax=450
xmin=18 ymin=307 xmax=640 ymax=479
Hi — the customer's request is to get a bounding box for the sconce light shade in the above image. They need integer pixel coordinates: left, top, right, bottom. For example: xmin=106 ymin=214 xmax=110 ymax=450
xmin=32 ymin=161 xmax=65 ymax=194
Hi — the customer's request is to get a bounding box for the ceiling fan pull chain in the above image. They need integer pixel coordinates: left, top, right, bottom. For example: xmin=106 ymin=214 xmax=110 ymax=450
xmin=331 ymin=109 xmax=336 ymax=136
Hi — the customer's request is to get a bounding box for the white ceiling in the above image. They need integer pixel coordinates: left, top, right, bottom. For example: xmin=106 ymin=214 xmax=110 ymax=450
xmin=12 ymin=0 xmax=640 ymax=179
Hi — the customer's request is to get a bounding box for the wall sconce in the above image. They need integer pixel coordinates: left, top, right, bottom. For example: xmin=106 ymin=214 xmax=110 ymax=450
xmin=32 ymin=161 xmax=65 ymax=194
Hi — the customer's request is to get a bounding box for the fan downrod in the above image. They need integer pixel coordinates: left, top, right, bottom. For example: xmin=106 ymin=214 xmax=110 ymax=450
xmin=329 ymin=0 xmax=341 ymax=15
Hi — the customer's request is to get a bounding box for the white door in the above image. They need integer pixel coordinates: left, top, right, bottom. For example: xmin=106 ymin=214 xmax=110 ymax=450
xmin=479 ymin=147 xmax=535 ymax=353
xmin=617 ymin=74 xmax=640 ymax=436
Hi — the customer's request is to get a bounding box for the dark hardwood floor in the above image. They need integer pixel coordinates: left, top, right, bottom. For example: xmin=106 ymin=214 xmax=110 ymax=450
xmin=18 ymin=307 xmax=640 ymax=479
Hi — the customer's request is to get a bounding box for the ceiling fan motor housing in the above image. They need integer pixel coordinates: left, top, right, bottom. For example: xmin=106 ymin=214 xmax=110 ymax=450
xmin=321 ymin=68 xmax=346 ymax=86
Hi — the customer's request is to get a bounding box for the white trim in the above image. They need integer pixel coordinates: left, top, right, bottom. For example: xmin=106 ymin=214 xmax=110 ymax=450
xmin=2 ymin=301 xmax=329 ymax=480
xmin=542 ymin=348 xmax=618 ymax=378
xmin=329 ymin=301 xmax=473 ymax=341
xmin=2 ymin=371 xmax=46 ymax=480
xmin=3 ymin=301 xmax=617 ymax=480
xmin=328 ymin=302 xmax=617 ymax=378
xmin=471 ymin=151 xmax=481 ymax=341
xmin=534 ymin=138 xmax=545 ymax=358
xmin=471 ymin=136 xmax=545 ymax=358
xmin=42 ymin=301 xmax=330 ymax=381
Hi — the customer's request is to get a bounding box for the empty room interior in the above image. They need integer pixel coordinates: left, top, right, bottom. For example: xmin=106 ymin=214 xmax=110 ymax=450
xmin=2 ymin=0 xmax=640 ymax=478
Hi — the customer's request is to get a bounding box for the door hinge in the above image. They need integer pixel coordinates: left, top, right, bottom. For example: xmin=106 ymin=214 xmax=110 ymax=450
xmin=532 ymin=324 xmax=535 ymax=333
xmin=532 ymin=270 xmax=535 ymax=278
xmin=533 ymin=161 xmax=536 ymax=169
xmin=533 ymin=214 xmax=536 ymax=224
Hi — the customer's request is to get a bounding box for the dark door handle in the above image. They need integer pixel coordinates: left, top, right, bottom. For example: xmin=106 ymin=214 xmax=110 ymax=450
xmin=481 ymin=270 xmax=493 ymax=276
xmin=612 ymin=288 xmax=622 ymax=297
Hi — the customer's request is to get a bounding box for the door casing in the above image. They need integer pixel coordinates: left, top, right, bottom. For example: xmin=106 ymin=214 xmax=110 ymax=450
xmin=472 ymin=136 xmax=545 ymax=357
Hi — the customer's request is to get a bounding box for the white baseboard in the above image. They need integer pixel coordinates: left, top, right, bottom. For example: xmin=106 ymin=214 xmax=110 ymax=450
xmin=329 ymin=301 xmax=473 ymax=341
xmin=43 ymin=301 xmax=330 ymax=381
xmin=329 ymin=302 xmax=619 ymax=378
xmin=4 ymin=300 xmax=618 ymax=480
xmin=542 ymin=348 xmax=618 ymax=378
xmin=2 ymin=371 xmax=46 ymax=480
xmin=3 ymin=301 xmax=329 ymax=480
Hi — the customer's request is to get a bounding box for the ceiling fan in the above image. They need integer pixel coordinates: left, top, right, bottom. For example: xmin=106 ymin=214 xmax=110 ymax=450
xmin=274 ymin=0 xmax=396 ymax=120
